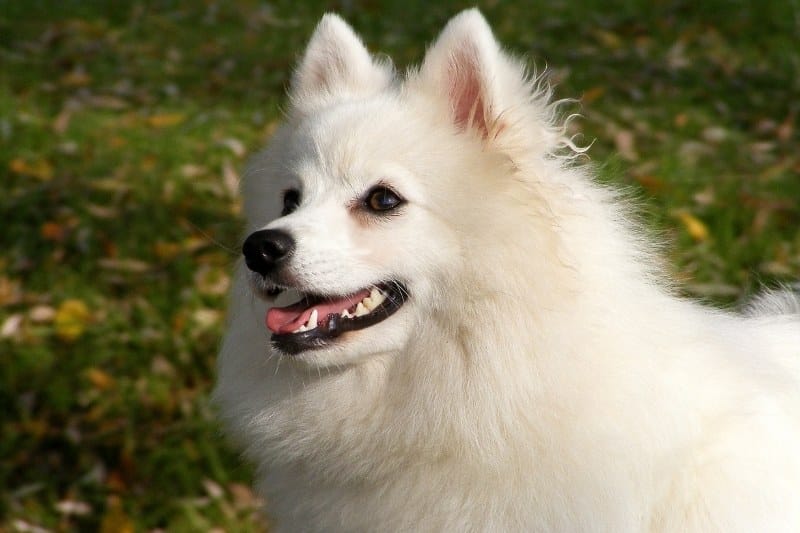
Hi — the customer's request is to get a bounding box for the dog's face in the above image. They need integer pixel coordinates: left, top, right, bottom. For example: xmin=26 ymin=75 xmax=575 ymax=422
xmin=240 ymin=12 xmax=547 ymax=367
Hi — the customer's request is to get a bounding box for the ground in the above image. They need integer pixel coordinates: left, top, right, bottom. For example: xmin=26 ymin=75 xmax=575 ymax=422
xmin=2 ymin=1 xmax=798 ymax=531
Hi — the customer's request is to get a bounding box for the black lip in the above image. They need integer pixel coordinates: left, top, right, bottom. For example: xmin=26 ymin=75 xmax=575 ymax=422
xmin=271 ymin=282 xmax=407 ymax=355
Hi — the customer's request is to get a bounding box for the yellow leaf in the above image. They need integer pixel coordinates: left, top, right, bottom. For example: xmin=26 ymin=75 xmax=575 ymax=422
xmin=146 ymin=113 xmax=186 ymax=128
xmin=86 ymin=367 xmax=115 ymax=391
xmin=154 ymin=241 xmax=181 ymax=261
xmin=674 ymin=211 xmax=710 ymax=242
xmin=55 ymin=299 xmax=91 ymax=341
xmin=9 ymin=158 xmax=54 ymax=181
xmin=100 ymin=496 xmax=134 ymax=533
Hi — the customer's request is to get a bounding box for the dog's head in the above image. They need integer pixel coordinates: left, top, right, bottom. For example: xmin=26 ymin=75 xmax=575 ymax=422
xmin=240 ymin=10 xmax=566 ymax=366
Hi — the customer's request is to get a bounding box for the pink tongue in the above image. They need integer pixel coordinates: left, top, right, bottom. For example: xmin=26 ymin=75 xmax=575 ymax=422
xmin=266 ymin=289 xmax=371 ymax=334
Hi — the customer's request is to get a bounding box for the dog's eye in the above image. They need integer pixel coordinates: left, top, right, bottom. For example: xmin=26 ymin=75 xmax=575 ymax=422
xmin=281 ymin=189 xmax=300 ymax=216
xmin=365 ymin=186 xmax=404 ymax=213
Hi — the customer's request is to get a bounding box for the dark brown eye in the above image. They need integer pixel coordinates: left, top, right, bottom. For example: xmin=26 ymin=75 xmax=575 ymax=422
xmin=281 ymin=189 xmax=300 ymax=216
xmin=365 ymin=186 xmax=404 ymax=213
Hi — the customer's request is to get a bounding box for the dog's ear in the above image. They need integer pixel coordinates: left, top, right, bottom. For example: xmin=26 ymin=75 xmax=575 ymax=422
xmin=289 ymin=14 xmax=393 ymax=113
xmin=419 ymin=9 xmax=519 ymax=140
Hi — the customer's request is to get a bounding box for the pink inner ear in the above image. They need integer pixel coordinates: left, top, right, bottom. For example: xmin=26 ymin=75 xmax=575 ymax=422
xmin=448 ymin=49 xmax=489 ymax=137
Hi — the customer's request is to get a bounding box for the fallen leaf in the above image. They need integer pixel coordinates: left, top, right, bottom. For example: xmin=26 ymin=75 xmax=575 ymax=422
xmin=9 ymin=158 xmax=54 ymax=181
xmin=54 ymin=299 xmax=91 ymax=341
xmin=86 ymin=367 xmax=115 ymax=391
xmin=222 ymin=158 xmax=239 ymax=197
xmin=41 ymin=221 xmax=66 ymax=241
xmin=192 ymin=308 xmax=222 ymax=331
xmin=98 ymin=258 xmax=151 ymax=273
xmin=0 ymin=276 xmax=22 ymax=306
xmin=581 ymin=86 xmax=605 ymax=105
xmin=203 ymin=479 xmax=224 ymax=499
xmin=154 ymin=241 xmax=182 ymax=261
xmin=614 ymin=130 xmax=638 ymax=161
xmin=100 ymin=496 xmax=134 ymax=533
xmin=634 ymin=174 xmax=665 ymax=193
xmin=592 ymin=29 xmax=622 ymax=49
xmin=55 ymin=500 xmax=92 ymax=516
xmin=29 ymin=305 xmax=56 ymax=323
xmin=219 ymin=137 xmax=246 ymax=157
xmin=701 ymin=126 xmax=727 ymax=143
xmin=60 ymin=68 xmax=92 ymax=87
xmin=146 ymin=113 xmax=186 ymax=128
xmin=194 ymin=265 xmax=231 ymax=296
xmin=86 ymin=204 xmax=119 ymax=219
xmin=1 ymin=313 xmax=23 ymax=339
xmin=181 ymin=164 xmax=207 ymax=178
xmin=776 ymin=114 xmax=794 ymax=142
xmin=673 ymin=210 xmax=710 ymax=242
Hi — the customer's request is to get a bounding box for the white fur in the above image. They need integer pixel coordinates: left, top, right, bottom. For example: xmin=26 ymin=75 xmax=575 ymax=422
xmin=215 ymin=10 xmax=800 ymax=532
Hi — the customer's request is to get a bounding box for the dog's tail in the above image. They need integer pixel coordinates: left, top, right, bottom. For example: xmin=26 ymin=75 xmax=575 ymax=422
xmin=744 ymin=284 xmax=800 ymax=317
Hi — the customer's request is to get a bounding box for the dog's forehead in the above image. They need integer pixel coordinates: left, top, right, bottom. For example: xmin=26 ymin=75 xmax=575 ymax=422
xmin=291 ymin=98 xmax=419 ymax=186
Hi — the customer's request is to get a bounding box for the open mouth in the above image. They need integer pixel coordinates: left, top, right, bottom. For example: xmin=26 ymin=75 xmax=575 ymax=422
xmin=266 ymin=281 xmax=407 ymax=355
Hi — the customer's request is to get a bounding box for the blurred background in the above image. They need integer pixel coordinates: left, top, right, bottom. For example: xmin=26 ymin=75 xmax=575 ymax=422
xmin=2 ymin=0 xmax=798 ymax=531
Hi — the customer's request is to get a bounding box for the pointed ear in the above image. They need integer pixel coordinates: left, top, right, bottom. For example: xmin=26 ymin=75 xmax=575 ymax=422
xmin=419 ymin=9 xmax=512 ymax=139
xmin=289 ymin=14 xmax=393 ymax=113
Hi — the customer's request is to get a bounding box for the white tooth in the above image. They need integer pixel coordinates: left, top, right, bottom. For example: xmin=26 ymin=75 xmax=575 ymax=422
xmin=362 ymin=297 xmax=375 ymax=311
xmin=294 ymin=324 xmax=307 ymax=333
xmin=341 ymin=310 xmax=353 ymax=318
xmin=372 ymin=290 xmax=386 ymax=306
xmin=307 ymin=309 xmax=318 ymax=329
xmin=355 ymin=302 xmax=368 ymax=317
xmin=370 ymin=287 xmax=380 ymax=300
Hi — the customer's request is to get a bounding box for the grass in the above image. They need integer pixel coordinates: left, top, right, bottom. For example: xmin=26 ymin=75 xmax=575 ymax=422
xmin=2 ymin=0 xmax=798 ymax=530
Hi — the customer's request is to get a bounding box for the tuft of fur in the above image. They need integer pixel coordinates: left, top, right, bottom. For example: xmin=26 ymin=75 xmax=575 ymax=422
xmin=215 ymin=10 xmax=800 ymax=532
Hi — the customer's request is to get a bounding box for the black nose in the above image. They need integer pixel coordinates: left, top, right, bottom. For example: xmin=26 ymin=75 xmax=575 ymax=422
xmin=242 ymin=229 xmax=295 ymax=277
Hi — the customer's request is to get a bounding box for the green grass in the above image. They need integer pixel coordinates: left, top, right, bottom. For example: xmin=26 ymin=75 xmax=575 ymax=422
xmin=2 ymin=1 xmax=798 ymax=530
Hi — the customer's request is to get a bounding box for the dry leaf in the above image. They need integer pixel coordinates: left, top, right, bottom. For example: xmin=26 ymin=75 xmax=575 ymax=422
xmin=194 ymin=265 xmax=230 ymax=296
xmin=192 ymin=309 xmax=222 ymax=331
xmin=146 ymin=113 xmax=186 ymax=128
xmin=29 ymin=305 xmax=56 ymax=323
xmin=98 ymin=258 xmax=151 ymax=273
xmin=86 ymin=367 xmax=115 ymax=391
xmin=55 ymin=500 xmax=92 ymax=516
xmin=673 ymin=210 xmax=710 ymax=242
xmin=0 ymin=276 xmax=22 ymax=306
xmin=222 ymin=158 xmax=239 ymax=197
xmin=9 ymin=158 xmax=54 ymax=181
xmin=41 ymin=221 xmax=66 ymax=241
xmin=634 ymin=175 xmax=665 ymax=193
xmin=592 ymin=29 xmax=622 ymax=49
xmin=219 ymin=137 xmax=246 ymax=157
xmin=203 ymin=479 xmax=224 ymax=499
xmin=614 ymin=130 xmax=638 ymax=161
xmin=1 ymin=313 xmax=23 ymax=339
xmin=180 ymin=164 xmax=207 ymax=178
xmin=100 ymin=496 xmax=134 ymax=533
xmin=154 ymin=241 xmax=182 ymax=261
xmin=55 ymin=299 xmax=91 ymax=341
xmin=582 ymin=86 xmax=605 ymax=105
xmin=60 ymin=69 xmax=92 ymax=87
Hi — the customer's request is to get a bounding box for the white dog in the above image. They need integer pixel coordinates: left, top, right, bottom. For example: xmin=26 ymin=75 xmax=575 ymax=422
xmin=215 ymin=10 xmax=800 ymax=532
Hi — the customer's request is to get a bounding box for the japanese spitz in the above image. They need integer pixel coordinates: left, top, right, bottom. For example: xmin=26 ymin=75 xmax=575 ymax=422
xmin=215 ymin=10 xmax=800 ymax=532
